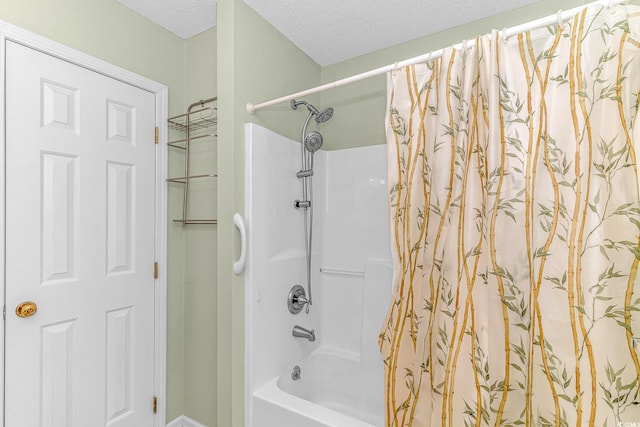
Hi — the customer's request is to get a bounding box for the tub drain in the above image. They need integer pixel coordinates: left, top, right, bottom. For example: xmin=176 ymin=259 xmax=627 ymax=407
xmin=292 ymin=365 xmax=301 ymax=381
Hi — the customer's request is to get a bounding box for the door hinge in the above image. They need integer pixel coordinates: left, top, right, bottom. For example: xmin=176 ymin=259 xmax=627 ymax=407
xmin=154 ymin=127 xmax=159 ymax=145
xmin=153 ymin=396 xmax=157 ymax=413
xmin=154 ymin=262 xmax=159 ymax=279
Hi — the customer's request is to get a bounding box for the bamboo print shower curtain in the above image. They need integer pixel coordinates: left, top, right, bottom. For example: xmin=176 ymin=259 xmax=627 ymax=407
xmin=380 ymin=4 xmax=640 ymax=426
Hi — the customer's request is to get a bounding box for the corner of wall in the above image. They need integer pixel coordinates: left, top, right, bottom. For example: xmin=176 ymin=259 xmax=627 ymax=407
xmin=179 ymin=26 xmax=219 ymax=427
xmin=167 ymin=414 xmax=210 ymax=427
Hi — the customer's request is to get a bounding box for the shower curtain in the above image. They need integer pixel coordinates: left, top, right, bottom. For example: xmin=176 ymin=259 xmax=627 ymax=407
xmin=380 ymin=4 xmax=640 ymax=427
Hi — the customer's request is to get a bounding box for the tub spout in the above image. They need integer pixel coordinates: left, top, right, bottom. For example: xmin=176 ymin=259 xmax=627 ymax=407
xmin=292 ymin=325 xmax=316 ymax=342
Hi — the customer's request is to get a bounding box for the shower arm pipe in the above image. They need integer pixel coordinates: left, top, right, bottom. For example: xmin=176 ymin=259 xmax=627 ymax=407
xmin=246 ymin=0 xmax=625 ymax=114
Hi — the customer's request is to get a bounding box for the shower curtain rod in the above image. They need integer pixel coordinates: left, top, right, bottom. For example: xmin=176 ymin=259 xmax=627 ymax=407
xmin=246 ymin=0 xmax=625 ymax=113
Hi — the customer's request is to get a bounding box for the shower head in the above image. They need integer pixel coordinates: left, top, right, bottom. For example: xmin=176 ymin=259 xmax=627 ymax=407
xmin=291 ymin=99 xmax=334 ymax=124
xmin=304 ymin=131 xmax=323 ymax=153
xmin=293 ymin=99 xmax=331 ymax=172
xmin=315 ymin=107 xmax=334 ymax=124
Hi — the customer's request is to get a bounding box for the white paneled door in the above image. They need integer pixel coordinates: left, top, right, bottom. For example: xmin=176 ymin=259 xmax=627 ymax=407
xmin=4 ymin=41 xmax=157 ymax=426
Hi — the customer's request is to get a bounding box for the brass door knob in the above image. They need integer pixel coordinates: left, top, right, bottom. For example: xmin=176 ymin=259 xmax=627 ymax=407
xmin=16 ymin=301 xmax=37 ymax=318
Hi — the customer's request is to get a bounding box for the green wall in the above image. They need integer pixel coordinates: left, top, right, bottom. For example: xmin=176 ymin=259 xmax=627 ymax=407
xmin=183 ymin=28 xmax=218 ymax=427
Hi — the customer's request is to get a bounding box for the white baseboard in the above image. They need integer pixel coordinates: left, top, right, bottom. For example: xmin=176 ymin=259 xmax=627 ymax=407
xmin=166 ymin=415 xmax=208 ymax=427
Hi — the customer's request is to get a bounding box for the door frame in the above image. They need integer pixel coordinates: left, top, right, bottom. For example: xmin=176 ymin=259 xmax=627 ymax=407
xmin=0 ymin=20 xmax=169 ymax=427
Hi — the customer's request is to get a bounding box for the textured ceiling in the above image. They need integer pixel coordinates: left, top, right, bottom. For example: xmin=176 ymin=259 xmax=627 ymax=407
xmin=117 ymin=0 xmax=540 ymax=65
xmin=117 ymin=0 xmax=217 ymax=39
xmin=243 ymin=0 xmax=539 ymax=66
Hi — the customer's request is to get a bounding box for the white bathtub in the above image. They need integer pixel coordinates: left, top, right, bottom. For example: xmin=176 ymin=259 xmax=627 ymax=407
xmin=252 ymin=349 xmax=384 ymax=427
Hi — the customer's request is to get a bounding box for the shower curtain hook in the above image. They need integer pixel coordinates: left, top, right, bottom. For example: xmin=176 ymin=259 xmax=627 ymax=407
xmin=557 ymin=9 xmax=564 ymax=26
xmin=391 ymin=61 xmax=400 ymax=75
xmin=425 ymin=51 xmax=433 ymax=67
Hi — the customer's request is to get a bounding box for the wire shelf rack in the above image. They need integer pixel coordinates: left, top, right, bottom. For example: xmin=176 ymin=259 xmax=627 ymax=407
xmin=167 ymin=97 xmax=218 ymax=226
xmin=168 ymin=106 xmax=217 ymax=132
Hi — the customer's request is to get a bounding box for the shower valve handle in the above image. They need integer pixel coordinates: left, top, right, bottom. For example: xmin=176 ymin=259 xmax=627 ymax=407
xmin=296 ymin=294 xmax=311 ymax=314
xmin=288 ymin=285 xmax=311 ymax=314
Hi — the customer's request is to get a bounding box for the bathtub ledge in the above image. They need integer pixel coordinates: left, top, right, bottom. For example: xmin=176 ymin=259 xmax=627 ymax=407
xmin=254 ymin=377 xmax=376 ymax=427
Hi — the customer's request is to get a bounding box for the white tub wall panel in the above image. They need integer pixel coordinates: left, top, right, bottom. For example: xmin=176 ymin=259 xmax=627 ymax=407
xmin=245 ymin=123 xmax=304 ymax=425
xmin=359 ymin=259 xmax=393 ymax=420
xmin=320 ymin=144 xmax=391 ymax=359
xmin=246 ymin=124 xmax=304 ymax=261
xmin=246 ymin=123 xmax=303 ymax=388
xmin=361 ymin=259 xmax=393 ymax=368
xmin=243 ymin=123 xmax=256 ymax=424
xmin=317 ymin=274 xmax=364 ymax=357
xmin=322 ymin=145 xmax=391 ymax=270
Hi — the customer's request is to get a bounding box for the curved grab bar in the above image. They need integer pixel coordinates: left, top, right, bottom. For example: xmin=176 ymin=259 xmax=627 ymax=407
xmin=233 ymin=213 xmax=247 ymax=275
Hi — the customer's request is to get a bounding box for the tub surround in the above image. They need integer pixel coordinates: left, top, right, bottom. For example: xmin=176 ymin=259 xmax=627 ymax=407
xmin=244 ymin=123 xmax=391 ymax=427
